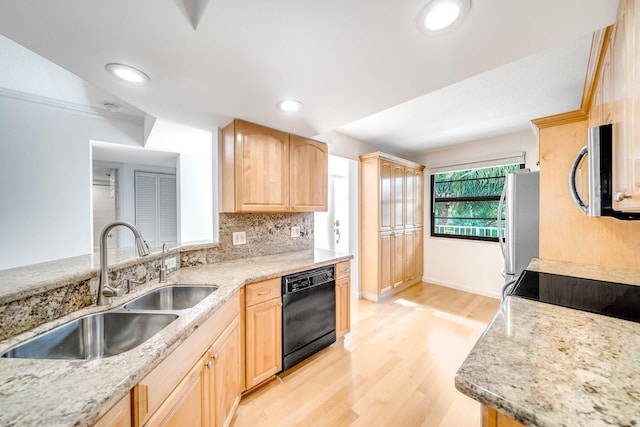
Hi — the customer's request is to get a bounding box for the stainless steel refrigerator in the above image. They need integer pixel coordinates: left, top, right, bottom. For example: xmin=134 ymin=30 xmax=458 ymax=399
xmin=497 ymin=170 xmax=539 ymax=299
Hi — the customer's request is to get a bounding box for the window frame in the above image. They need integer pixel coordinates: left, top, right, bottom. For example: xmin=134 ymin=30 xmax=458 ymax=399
xmin=430 ymin=163 xmax=525 ymax=242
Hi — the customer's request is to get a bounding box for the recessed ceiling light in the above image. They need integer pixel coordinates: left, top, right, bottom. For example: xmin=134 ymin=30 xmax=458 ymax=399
xmin=105 ymin=63 xmax=150 ymax=85
xmin=276 ymin=99 xmax=303 ymax=112
xmin=417 ymin=0 xmax=470 ymax=34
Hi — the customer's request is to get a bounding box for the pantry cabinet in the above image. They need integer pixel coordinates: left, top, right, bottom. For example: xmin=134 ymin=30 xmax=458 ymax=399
xmin=221 ymin=119 xmax=328 ymax=213
xmin=360 ymin=152 xmax=425 ymax=302
xmin=335 ymin=260 xmax=351 ymax=339
xmin=244 ymin=278 xmax=282 ymax=390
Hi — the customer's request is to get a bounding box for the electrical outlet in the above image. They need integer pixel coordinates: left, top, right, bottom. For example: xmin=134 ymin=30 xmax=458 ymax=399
xmin=291 ymin=226 xmax=301 ymax=238
xmin=233 ymin=231 xmax=247 ymax=245
xmin=164 ymin=256 xmax=177 ymax=270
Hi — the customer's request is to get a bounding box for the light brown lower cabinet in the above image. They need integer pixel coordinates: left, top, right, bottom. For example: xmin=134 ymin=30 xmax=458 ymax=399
xmin=208 ymin=315 xmax=242 ymax=427
xmin=145 ymin=354 xmax=206 ymax=427
xmin=94 ymin=392 xmax=132 ymax=427
xmin=335 ymin=261 xmax=351 ymax=339
xmin=482 ymin=405 xmax=525 ymax=427
xmin=132 ymin=292 xmax=241 ymax=427
xmin=244 ymin=278 xmax=282 ymax=390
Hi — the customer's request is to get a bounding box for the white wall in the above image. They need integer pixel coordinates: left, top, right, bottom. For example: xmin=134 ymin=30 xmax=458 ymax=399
xmin=178 ymin=151 xmax=214 ymax=243
xmin=146 ymin=119 xmax=214 ymax=244
xmin=0 ymin=95 xmax=144 ymax=269
xmin=321 ymin=131 xmax=388 ymax=297
xmin=325 ymin=131 xmax=387 ymax=160
xmin=413 ymin=130 xmax=538 ymax=298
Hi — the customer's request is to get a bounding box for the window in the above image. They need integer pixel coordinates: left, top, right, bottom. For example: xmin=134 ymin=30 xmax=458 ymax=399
xmin=135 ymin=171 xmax=177 ymax=245
xmin=431 ymin=164 xmax=523 ymax=241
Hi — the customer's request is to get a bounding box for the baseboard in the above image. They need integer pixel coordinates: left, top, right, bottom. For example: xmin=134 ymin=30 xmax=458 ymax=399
xmin=360 ymin=278 xmax=422 ymax=303
xmin=422 ymin=276 xmax=501 ymax=299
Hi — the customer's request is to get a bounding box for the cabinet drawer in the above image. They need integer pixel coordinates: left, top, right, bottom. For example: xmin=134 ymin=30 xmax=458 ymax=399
xmin=245 ymin=278 xmax=281 ymax=306
xmin=336 ymin=261 xmax=350 ymax=279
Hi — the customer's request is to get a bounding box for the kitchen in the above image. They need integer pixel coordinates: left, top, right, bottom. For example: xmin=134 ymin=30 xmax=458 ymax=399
xmin=0 ymin=0 xmax=637 ymax=426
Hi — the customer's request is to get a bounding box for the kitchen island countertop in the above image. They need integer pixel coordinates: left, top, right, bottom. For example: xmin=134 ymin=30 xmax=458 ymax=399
xmin=455 ymin=258 xmax=640 ymax=426
xmin=0 ymin=248 xmax=351 ymax=427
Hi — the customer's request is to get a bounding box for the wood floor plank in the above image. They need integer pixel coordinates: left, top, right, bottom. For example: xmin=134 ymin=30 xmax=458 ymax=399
xmin=230 ymin=282 xmax=500 ymax=427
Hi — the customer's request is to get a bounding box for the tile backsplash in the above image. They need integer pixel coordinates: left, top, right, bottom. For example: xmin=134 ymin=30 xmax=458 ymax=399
xmin=181 ymin=212 xmax=314 ymax=266
xmin=1 ymin=212 xmax=314 ymax=341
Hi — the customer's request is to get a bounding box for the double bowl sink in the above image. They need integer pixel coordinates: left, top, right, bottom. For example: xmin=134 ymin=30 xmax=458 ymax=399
xmin=1 ymin=285 xmax=218 ymax=360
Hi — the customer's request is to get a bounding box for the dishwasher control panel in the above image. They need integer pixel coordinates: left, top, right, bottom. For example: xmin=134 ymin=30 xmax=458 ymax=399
xmin=282 ymin=266 xmax=335 ymax=294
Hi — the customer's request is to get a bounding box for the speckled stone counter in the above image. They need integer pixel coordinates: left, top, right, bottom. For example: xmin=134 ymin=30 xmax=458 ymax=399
xmin=455 ymin=258 xmax=640 ymax=427
xmin=0 ymin=249 xmax=351 ymax=427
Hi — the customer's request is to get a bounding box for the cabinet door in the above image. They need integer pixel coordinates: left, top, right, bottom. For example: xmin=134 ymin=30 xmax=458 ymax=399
xmin=336 ymin=276 xmax=350 ymax=339
xmin=245 ymin=298 xmax=282 ymax=389
xmin=612 ymin=0 xmax=640 ymax=212
xmin=94 ymin=393 xmax=131 ymax=427
xmin=208 ymin=316 xmax=242 ymax=427
xmin=146 ymin=355 xmax=206 ymax=427
xmin=391 ymin=232 xmax=404 ymax=288
xmin=404 ymin=167 xmax=415 ymax=227
xmin=379 ymin=232 xmax=393 ymax=293
xmin=392 ymin=163 xmax=405 ymax=229
xmin=403 ymin=229 xmax=416 ymax=282
xmin=414 ymin=228 xmax=424 ymax=279
xmin=234 ymin=120 xmax=290 ymax=212
xmin=379 ymin=160 xmax=393 ymax=231
xmin=290 ymin=136 xmax=328 ymax=211
xmin=415 ymin=169 xmax=424 ymax=227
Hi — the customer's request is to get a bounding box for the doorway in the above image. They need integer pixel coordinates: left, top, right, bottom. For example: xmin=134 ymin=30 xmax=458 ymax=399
xmin=314 ymin=155 xmax=359 ymax=296
xmin=92 ymin=166 xmax=118 ymax=251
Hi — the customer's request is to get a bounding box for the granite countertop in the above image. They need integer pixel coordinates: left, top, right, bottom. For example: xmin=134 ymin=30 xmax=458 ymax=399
xmin=455 ymin=258 xmax=640 ymax=427
xmin=0 ymin=249 xmax=351 ymax=427
xmin=0 ymin=242 xmax=189 ymax=305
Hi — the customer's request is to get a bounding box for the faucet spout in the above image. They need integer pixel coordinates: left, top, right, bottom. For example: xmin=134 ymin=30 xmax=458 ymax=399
xmin=98 ymin=221 xmax=150 ymax=306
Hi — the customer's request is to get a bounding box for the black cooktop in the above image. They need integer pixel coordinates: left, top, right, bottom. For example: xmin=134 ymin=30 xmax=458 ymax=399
xmin=510 ymin=270 xmax=640 ymax=323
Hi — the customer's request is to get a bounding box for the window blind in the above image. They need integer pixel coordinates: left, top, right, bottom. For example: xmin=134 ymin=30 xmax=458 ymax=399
xmin=428 ymin=152 xmax=526 ymax=174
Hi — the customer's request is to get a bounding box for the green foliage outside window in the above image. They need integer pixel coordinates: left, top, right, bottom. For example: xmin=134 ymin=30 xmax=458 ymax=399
xmin=431 ymin=164 xmax=523 ymax=241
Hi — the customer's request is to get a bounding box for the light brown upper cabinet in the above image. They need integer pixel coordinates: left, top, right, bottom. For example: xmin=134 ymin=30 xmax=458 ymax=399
xmin=588 ymin=0 xmax=640 ymax=212
xmin=221 ymin=120 xmax=328 ymax=213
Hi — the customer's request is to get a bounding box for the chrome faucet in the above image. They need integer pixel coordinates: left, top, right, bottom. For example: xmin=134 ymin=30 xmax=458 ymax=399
xmin=159 ymin=243 xmax=168 ymax=283
xmin=98 ymin=221 xmax=150 ymax=305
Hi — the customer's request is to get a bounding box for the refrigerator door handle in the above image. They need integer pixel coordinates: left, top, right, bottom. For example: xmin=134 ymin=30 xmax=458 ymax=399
xmin=497 ymin=184 xmax=507 ymax=257
xmin=569 ymin=146 xmax=589 ymax=214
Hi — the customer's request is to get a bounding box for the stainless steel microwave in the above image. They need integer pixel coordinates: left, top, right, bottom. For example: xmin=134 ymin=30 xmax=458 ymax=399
xmin=569 ymin=123 xmax=640 ymax=220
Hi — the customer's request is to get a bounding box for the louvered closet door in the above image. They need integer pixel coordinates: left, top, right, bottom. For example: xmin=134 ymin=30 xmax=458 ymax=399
xmin=135 ymin=171 xmax=177 ymax=245
xmin=158 ymin=174 xmax=177 ymax=243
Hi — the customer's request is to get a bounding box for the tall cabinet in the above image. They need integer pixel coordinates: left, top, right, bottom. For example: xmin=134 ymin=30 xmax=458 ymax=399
xmin=359 ymin=152 xmax=425 ymax=302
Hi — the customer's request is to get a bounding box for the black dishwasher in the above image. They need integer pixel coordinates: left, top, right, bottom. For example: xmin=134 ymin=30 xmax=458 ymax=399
xmin=282 ymin=265 xmax=336 ymax=371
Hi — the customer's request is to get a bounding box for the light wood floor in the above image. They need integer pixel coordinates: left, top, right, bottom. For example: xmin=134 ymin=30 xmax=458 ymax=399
xmin=230 ymin=282 xmax=500 ymax=427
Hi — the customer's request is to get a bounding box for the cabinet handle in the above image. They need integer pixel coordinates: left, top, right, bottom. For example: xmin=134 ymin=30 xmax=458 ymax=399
xmin=615 ymin=192 xmax=630 ymax=202
xmin=257 ymin=289 xmax=273 ymax=296
xmin=206 ymin=361 xmax=212 ymax=368
xmin=212 ymin=353 xmax=219 ymax=361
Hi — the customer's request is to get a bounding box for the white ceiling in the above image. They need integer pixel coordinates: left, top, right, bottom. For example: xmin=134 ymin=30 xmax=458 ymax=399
xmin=0 ymin=0 xmax=618 ymax=155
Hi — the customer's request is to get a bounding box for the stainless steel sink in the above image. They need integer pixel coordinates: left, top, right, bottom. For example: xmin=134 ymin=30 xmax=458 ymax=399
xmin=123 ymin=285 xmax=218 ymax=311
xmin=0 ymin=312 xmax=178 ymax=360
